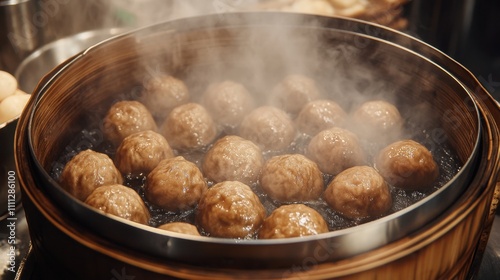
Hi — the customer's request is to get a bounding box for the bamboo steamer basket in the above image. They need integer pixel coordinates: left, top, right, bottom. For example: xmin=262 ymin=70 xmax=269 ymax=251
xmin=15 ymin=13 xmax=500 ymax=279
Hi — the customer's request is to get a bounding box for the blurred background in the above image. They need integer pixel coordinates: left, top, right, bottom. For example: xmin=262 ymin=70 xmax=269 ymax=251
xmin=407 ymin=0 xmax=500 ymax=100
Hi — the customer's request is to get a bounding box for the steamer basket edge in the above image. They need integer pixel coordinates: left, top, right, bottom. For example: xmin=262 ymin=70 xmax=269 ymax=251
xmin=12 ymin=12 xmax=498 ymax=276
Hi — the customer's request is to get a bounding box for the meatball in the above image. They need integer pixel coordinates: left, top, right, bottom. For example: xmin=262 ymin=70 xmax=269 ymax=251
xmin=85 ymin=184 xmax=150 ymax=225
xmin=196 ymin=181 xmax=266 ymax=239
xmin=295 ymin=99 xmax=347 ymax=136
xmin=145 ymin=156 xmax=207 ymax=211
xmin=140 ymin=74 xmax=190 ymax=120
xmin=269 ymin=74 xmax=321 ymax=114
xmin=201 ymin=80 xmax=255 ymax=130
xmin=114 ymin=130 xmax=174 ymax=176
xmin=161 ymin=103 xmax=217 ymax=151
xmin=375 ymin=140 xmax=439 ymax=191
xmin=239 ymin=106 xmax=296 ymax=151
xmin=260 ymin=154 xmax=323 ymax=202
xmin=202 ymin=135 xmax=264 ymax=185
xmin=307 ymin=127 xmax=366 ymax=175
xmin=351 ymin=100 xmax=403 ymax=145
xmin=157 ymin=222 xmax=201 ymax=236
xmin=258 ymin=204 xmax=329 ymax=239
xmin=59 ymin=149 xmax=123 ymax=201
xmin=103 ymin=100 xmax=157 ymax=146
xmin=323 ymin=166 xmax=392 ymax=220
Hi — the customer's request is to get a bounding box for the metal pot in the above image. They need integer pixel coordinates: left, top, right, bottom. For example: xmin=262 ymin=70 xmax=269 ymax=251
xmin=0 ymin=28 xmax=124 ymax=221
xmin=0 ymin=0 xmax=113 ymax=74
xmin=15 ymin=12 xmax=500 ymax=279
xmin=14 ymin=28 xmax=126 ymax=94
xmin=0 ymin=0 xmax=40 ymax=74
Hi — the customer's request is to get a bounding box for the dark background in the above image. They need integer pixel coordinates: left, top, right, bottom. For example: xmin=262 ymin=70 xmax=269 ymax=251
xmin=406 ymin=0 xmax=500 ymax=100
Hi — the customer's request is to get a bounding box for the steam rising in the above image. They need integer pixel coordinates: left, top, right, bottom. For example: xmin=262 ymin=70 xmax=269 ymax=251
xmin=120 ymin=4 xmax=410 ymax=156
xmin=44 ymin=2 xmax=465 ymax=242
xmin=45 ymin=0 xmax=422 ymax=158
xmin=47 ymin=1 xmax=441 ymax=183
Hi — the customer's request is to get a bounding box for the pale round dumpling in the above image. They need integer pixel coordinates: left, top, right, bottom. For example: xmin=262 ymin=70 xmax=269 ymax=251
xmin=0 ymin=71 xmax=18 ymax=102
xmin=0 ymin=93 xmax=30 ymax=124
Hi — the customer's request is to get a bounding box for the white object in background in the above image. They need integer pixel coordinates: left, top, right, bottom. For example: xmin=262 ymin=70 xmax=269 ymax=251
xmin=0 ymin=91 xmax=30 ymax=124
xmin=0 ymin=71 xmax=18 ymax=102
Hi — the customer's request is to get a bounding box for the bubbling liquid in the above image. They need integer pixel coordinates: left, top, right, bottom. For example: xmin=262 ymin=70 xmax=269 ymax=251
xmin=51 ymin=116 xmax=460 ymax=236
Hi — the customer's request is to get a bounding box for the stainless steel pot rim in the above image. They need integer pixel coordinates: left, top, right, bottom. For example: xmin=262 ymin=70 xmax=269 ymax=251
xmin=14 ymin=27 xmax=126 ymax=76
xmin=23 ymin=12 xmax=486 ymax=258
xmin=14 ymin=27 xmax=127 ymax=93
xmin=3 ymin=28 xmax=126 ymax=126
xmin=0 ymin=0 xmax=30 ymax=6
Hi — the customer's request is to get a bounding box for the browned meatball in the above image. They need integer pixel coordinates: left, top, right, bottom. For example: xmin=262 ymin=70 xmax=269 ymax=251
xmin=145 ymin=156 xmax=208 ymax=212
xmin=202 ymin=135 xmax=264 ymax=185
xmin=269 ymin=74 xmax=321 ymax=114
xmin=60 ymin=149 xmax=123 ymax=202
xmin=260 ymin=154 xmax=323 ymax=202
xmin=161 ymin=103 xmax=217 ymax=151
xmin=114 ymin=130 xmax=174 ymax=176
xmin=239 ymin=106 xmax=296 ymax=151
xmin=85 ymin=184 xmax=150 ymax=225
xmin=351 ymin=100 xmax=403 ymax=144
xmin=375 ymin=140 xmax=439 ymax=191
xmin=295 ymin=99 xmax=347 ymax=136
xmin=196 ymin=181 xmax=266 ymax=239
xmin=157 ymin=222 xmax=201 ymax=236
xmin=140 ymin=74 xmax=190 ymax=120
xmin=103 ymin=100 xmax=157 ymax=146
xmin=323 ymin=166 xmax=392 ymax=220
xmin=307 ymin=127 xmax=366 ymax=175
xmin=258 ymin=204 xmax=329 ymax=239
xmin=201 ymin=80 xmax=255 ymax=130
